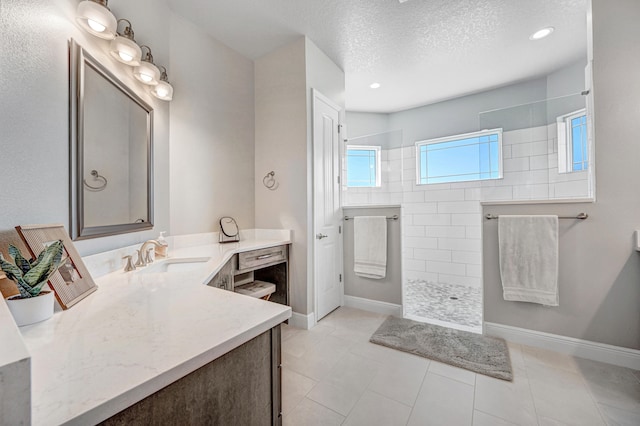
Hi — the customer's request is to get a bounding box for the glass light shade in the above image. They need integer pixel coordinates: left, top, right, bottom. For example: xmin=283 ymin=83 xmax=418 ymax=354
xmin=133 ymin=61 xmax=160 ymax=85
xmin=151 ymin=80 xmax=173 ymax=101
xmin=76 ymin=1 xmax=117 ymax=39
xmin=109 ymin=36 xmax=142 ymax=66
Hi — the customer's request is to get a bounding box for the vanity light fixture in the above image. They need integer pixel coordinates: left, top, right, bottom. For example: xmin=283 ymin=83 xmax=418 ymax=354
xmin=133 ymin=46 xmax=160 ymax=85
xmin=529 ymin=27 xmax=554 ymax=40
xmin=370 ymin=82 xmax=381 ymax=89
xmin=151 ymin=66 xmax=174 ymax=101
xmin=76 ymin=0 xmax=117 ymax=39
xmin=75 ymin=4 xmax=174 ymax=101
xmin=109 ymin=19 xmax=142 ymax=66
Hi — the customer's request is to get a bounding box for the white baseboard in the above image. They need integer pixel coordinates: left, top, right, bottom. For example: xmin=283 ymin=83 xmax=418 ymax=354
xmin=290 ymin=311 xmax=316 ymax=330
xmin=344 ymin=295 xmax=402 ymax=317
xmin=484 ymin=322 xmax=640 ymax=370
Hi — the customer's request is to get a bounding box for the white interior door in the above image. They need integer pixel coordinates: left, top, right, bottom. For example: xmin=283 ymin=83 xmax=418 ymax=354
xmin=313 ymin=89 xmax=342 ymax=321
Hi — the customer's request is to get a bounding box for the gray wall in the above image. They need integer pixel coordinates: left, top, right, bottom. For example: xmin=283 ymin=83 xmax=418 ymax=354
xmin=254 ymin=38 xmax=345 ymax=316
xmin=343 ymin=206 xmax=402 ymax=305
xmin=483 ymin=0 xmax=640 ymax=350
xmin=304 ymin=38 xmax=347 ymax=314
xmin=546 ymin=60 xmax=588 ymax=123
xmin=254 ymin=39 xmax=309 ymax=315
xmin=169 ymin=13 xmax=255 ymax=235
xmin=346 ymin=112 xmax=391 ymax=139
xmin=389 ymin=78 xmax=547 ymax=143
xmin=347 ymin=59 xmax=586 ymax=148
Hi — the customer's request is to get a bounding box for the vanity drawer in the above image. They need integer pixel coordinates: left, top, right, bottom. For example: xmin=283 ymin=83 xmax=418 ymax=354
xmin=238 ymin=245 xmax=287 ymax=272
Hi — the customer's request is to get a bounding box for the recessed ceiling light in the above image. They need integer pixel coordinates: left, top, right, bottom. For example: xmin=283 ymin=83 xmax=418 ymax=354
xmin=529 ymin=27 xmax=554 ymax=40
xmin=370 ymin=82 xmax=381 ymax=89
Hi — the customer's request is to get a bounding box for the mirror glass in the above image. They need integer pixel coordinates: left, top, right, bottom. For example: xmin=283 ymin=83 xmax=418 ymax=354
xmin=70 ymin=40 xmax=154 ymax=240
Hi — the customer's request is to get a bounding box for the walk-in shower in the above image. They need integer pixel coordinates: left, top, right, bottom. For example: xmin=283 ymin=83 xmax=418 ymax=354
xmin=343 ymin=82 xmax=594 ymax=334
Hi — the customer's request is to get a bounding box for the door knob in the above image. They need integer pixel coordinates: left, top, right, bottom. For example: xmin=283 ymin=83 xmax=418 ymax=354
xmin=316 ymin=233 xmax=328 ymax=240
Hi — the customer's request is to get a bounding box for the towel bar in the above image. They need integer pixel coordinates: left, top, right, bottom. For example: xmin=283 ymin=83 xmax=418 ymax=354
xmin=485 ymin=213 xmax=588 ymax=220
xmin=344 ymin=215 xmax=399 ymax=221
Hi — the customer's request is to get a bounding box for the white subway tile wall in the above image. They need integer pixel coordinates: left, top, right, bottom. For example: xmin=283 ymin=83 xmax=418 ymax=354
xmin=343 ymin=124 xmax=589 ymax=290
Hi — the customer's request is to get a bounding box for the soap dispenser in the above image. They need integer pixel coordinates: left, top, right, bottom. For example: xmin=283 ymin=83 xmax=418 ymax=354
xmin=156 ymin=231 xmax=169 ymax=258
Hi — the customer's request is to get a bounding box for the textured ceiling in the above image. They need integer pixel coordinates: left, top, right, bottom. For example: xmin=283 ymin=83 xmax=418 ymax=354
xmin=168 ymin=0 xmax=587 ymax=113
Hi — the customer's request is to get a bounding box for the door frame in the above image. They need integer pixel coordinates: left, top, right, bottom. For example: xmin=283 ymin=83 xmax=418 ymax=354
xmin=311 ymin=88 xmax=344 ymax=324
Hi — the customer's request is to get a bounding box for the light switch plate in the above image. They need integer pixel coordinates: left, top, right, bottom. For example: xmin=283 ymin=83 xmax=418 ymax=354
xmin=635 ymin=230 xmax=640 ymax=251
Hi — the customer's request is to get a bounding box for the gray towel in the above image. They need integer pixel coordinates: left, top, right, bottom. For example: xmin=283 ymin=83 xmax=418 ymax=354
xmin=498 ymin=215 xmax=559 ymax=306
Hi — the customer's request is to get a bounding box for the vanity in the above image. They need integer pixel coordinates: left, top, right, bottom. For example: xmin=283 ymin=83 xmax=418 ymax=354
xmin=209 ymin=244 xmax=289 ymax=306
xmin=9 ymin=232 xmax=292 ymax=425
xmin=0 ymin=41 xmax=298 ymax=426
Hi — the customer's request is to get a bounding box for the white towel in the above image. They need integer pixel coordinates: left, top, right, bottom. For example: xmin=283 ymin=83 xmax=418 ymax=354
xmin=354 ymin=216 xmax=387 ymax=279
xmin=498 ymin=215 xmax=559 ymax=306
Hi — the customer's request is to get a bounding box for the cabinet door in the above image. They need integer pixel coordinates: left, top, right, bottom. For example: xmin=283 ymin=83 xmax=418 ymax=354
xmin=100 ymin=328 xmax=277 ymax=426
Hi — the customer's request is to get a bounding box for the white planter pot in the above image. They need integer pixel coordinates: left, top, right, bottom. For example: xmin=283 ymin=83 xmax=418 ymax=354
xmin=5 ymin=291 xmax=55 ymax=327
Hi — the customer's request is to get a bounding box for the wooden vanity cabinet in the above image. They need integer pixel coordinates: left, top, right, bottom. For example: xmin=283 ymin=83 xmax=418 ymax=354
xmin=235 ymin=245 xmax=289 ymax=307
xmin=207 ymin=245 xmax=290 ymax=308
xmin=100 ymin=325 xmax=283 ymax=426
xmin=101 ymin=246 xmax=291 ymax=425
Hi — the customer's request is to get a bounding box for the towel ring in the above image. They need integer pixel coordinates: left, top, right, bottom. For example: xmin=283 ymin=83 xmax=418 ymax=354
xmin=84 ymin=169 xmax=108 ymax=191
xmin=263 ymin=171 xmax=278 ymax=190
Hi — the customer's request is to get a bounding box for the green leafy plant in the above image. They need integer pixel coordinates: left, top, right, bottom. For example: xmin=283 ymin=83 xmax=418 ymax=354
xmin=0 ymin=241 xmax=64 ymax=299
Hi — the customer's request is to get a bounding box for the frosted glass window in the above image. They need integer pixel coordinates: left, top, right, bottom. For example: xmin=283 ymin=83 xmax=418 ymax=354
xmin=416 ymin=129 xmax=503 ymax=184
xmin=346 ymin=145 xmax=381 ymax=187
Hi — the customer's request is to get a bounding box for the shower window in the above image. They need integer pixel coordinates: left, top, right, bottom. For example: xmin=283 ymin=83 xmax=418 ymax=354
xmin=416 ymin=129 xmax=503 ymax=184
xmin=557 ymin=109 xmax=588 ymax=173
xmin=346 ymin=145 xmax=381 ymax=187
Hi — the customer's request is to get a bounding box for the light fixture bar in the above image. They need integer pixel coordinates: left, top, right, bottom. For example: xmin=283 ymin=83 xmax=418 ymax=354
xmin=76 ymin=3 xmax=174 ymax=101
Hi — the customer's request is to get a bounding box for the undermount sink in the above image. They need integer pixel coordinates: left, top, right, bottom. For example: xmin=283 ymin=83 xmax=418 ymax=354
xmin=137 ymin=257 xmax=211 ymax=274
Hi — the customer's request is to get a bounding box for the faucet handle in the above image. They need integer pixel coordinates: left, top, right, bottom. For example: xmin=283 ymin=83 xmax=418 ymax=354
xmin=145 ymin=248 xmax=154 ymax=264
xmin=122 ymin=255 xmax=136 ymax=272
xmin=134 ymin=249 xmax=146 ymax=267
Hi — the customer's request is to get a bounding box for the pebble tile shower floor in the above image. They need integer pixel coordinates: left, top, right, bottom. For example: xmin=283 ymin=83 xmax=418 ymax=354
xmin=405 ymin=279 xmax=482 ymax=331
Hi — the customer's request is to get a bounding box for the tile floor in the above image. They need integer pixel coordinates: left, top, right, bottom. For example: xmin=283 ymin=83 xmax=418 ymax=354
xmin=281 ymin=307 xmax=640 ymax=426
xmin=405 ymin=279 xmax=483 ymax=332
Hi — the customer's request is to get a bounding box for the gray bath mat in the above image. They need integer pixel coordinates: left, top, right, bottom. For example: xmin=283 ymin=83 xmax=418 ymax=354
xmin=370 ymin=316 xmax=513 ymax=381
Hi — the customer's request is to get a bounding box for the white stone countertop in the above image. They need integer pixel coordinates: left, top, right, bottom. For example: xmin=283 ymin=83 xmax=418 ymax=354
xmin=16 ymin=232 xmax=292 ymax=426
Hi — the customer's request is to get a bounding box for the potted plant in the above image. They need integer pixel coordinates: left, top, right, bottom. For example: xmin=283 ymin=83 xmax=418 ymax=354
xmin=0 ymin=240 xmax=64 ymax=326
